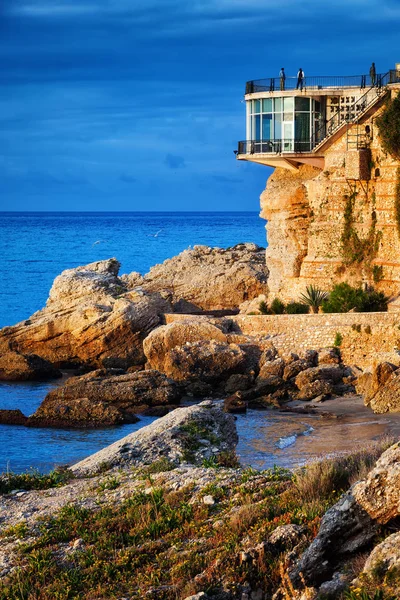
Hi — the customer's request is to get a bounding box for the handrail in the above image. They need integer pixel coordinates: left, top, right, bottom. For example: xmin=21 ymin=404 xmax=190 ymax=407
xmin=245 ymin=72 xmax=391 ymax=94
xmin=311 ymin=72 xmax=390 ymax=150
xmin=238 ymin=140 xmax=313 ymax=154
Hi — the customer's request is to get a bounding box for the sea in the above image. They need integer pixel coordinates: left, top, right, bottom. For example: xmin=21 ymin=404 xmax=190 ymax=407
xmin=0 ymin=212 xmax=396 ymax=474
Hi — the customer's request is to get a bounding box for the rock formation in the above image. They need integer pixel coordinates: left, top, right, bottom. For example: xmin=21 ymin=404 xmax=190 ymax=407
xmin=357 ymin=361 xmax=400 ymax=413
xmin=123 ymin=243 xmax=269 ymax=312
xmin=260 ymin=103 xmax=400 ymax=301
xmin=26 ymin=368 xmax=181 ymax=427
xmin=71 ymin=401 xmax=238 ymax=475
xmin=0 ymin=259 xmax=171 ymax=370
xmin=0 ymin=351 xmax=61 ymax=381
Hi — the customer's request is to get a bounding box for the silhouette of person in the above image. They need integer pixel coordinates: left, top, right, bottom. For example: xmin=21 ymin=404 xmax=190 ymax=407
xmin=296 ymin=68 xmax=305 ymax=91
xmin=279 ymin=67 xmax=286 ymax=91
xmin=370 ymin=62 xmax=376 ymax=86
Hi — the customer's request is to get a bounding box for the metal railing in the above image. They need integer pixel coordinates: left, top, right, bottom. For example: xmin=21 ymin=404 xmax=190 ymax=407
xmin=311 ymin=71 xmax=390 ymax=149
xmin=245 ymin=72 xmax=390 ymax=94
xmin=238 ymin=139 xmax=313 ymax=154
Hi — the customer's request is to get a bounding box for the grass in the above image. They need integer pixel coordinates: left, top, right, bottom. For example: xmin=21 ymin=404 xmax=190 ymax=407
xmin=0 ymin=467 xmax=74 ymax=495
xmin=0 ymin=442 xmax=396 ymax=599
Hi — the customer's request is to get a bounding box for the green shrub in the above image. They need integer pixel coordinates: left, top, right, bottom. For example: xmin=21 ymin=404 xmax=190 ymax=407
xmin=286 ymin=301 xmax=309 ymax=314
xmin=259 ymin=300 xmax=270 ymax=315
xmin=376 ymin=93 xmax=400 ymax=159
xmin=322 ymin=283 xmax=388 ymax=313
xmin=334 ymin=332 xmax=343 ymax=347
xmin=299 ymin=284 xmax=329 ymax=314
xmin=270 ymin=298 xmax=285 ymax=314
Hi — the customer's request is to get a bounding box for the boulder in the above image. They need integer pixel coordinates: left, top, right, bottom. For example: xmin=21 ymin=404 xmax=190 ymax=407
xmin=291 ymin=442 xmax=400 ymax=590
xmin=224 ymin=394 xmax=247 ymax=413
xmin=135 ymin=243 xmax=268 ymax=312
xmin=224 ymin=373 xmax=253 ymax=394
xmin=295 ymin=365 xmax=344 ymax=390
xmin=28 ymin=397 xmax=134 ymax=428
xmin=360 ymin=531 xmax=400 ymax=578
xmin=283 ymin=359 xmax=310 ymax=382
xmin=30 ymin=369 xmax=181 ymax=426
xmin=71 ymin=401 xmax=238 ymax=475
xmin=0 ymin=409 xmax=28 ymax=425
xmin=297 ymin=380 xmax=333 ymax=401
xmin=318 ymin=347 xmax=341 ymax=365
xmin=0 ymin=351 xmax=61 ymax=381
xmin=258 ymin=357 xmax=285 ymax=379
xmin=353 ymin=442 xmax=400 ymax=523
xmin=0 ymin=259 xmax=171 ymax=370
xmin=357 ymin=362 xmax=400 ymax=413
xmin=143 ymin=320 xmax=227 ymax=374
xmin=290 ymin=490 xmax=379 ymax=588
xmin=268 ymin=524 xmax=306 ymax=552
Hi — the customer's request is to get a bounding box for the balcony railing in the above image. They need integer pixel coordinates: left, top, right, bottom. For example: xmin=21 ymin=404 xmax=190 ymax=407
xmin=245 ymin=72 xmax=395 ymax=94
xmin=238 ymin=140 xmax=313 ymax=154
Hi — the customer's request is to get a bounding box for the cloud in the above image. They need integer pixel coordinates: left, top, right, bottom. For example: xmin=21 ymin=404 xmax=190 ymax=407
xmin=164 ymin=154 xmax=186 ymax=169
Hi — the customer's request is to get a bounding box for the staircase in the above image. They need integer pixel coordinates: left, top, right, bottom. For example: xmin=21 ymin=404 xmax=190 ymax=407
xmin=311 ymin=72 xmax=390 ymax=153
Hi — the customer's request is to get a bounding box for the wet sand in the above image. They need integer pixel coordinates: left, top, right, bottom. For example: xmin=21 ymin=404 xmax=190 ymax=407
xmin=235 ymin=395 xmax=400 ymax=470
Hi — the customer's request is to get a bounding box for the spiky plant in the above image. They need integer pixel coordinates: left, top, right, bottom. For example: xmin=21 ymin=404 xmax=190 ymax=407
xmin=299 ymin=285 xmax=329 ymax=314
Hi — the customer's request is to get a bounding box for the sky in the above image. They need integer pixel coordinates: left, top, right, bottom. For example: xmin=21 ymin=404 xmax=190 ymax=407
xmin=1 ymin=0 xmax=400 ymax=212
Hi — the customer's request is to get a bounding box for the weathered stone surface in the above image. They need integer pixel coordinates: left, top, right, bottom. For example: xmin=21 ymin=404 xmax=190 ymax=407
xmin=361 ymin=531 xmax=400 ymax=577
xmin=28 ymin=397 xmax=134 ymax=428
xmin=318 ymin=347 xmax=341 ymax=365
xmin=295 ymin=365 xmax=344 ymax=390
xmin=30 ymin=369 xmax=181 ymax=426
xmin=283 ymin=359 xmax=310 ymax=381
xmin=290 ymin=490 xmax=379 ymax=587
xmin=71 ymin=401 xmax=238 ymax=475
xmin=357 ymin=363 xmax=400 ymax=413
xmin=0 ymin=259 xmax=171 ymax=370
xmin=268 ymin=524 xmax=306 ymax=551
xmin=224 ymin=373 xmax=253 ymax=394
xmin=224 ymin=394 xmax=247 ymax=413
xmin=143 ymin=320 xmax=227 ymax=373
xmin=258 ymin=357 xmax=285 ymax=379
xmin=135 ymin=243 xmax=268 ymax=312
xmin=297 ymin=380 xmax=333 ymax=401
xmin=0 ymin=351 xmax=61 ymax=381
xmin=0 ymin=409 xmax=28 ymax=425
xmin=353 ymin=442 xmax=400 ymax=524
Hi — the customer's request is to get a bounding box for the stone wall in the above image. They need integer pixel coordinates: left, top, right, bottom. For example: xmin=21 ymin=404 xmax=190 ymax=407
xmin=165 ymin=312 xmax=400 ymax=369
xmin=261 ymin=86 xmax=400 ymax=304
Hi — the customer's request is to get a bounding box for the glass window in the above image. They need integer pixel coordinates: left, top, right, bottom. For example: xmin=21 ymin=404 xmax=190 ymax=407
xmin=253 ymin=100 xmax=261 ymax=113
xmin=274 ymin=98 xmax=282 ymax=112
xmin=283 ymin=97 xmax=294 ymax=111
xmin=283 ymin=113 xmax=293 ymax=121
xmin=314 ymin=100 xmax=321 ymax=112
xmin=262 ymin=114 xmax=272 ymax=140
xmin=295 ymin=113 xmax=310 ymax=140
xmin=262 ymin=98 xmax=273 ymax=112
xmin=254 ymin=115 xmax=261 ymax=140
xmin=274 ymin=113 xmax=282 ymax=139
xmin=295 ymin=97 xmax=310 ymax=111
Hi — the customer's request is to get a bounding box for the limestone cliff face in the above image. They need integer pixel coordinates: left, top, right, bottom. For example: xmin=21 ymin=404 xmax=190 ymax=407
xmin=261 ymin=97 xmax=400 ymax=302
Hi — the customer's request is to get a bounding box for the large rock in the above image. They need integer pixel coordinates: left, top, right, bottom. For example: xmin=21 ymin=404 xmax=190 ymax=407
xmin=0 ymin=259 xmax=171 ymax=370
xmin=134 ymin=243 xmax=268 ymax=312
xmin=357 ymin=362 xmax=400 ymax=413
xmin=71 ymin=401 xmax=238 ymax=475
xmin=295 ymin=365 xmax=344 ymax=390
xmin=360 ymin=531 xmax=400 ymax=579
xmin=144 ymin=321 xmax=257 ymax=385
xmin=291 ymin=442 xmax=400 ymax=590
xmin=353 ymin=442 xmax=400 ymax=523
xmin=30 ymin=369 xmax=181 ymax=427
xmin=0 ymin=351 xmax=61 ymax=381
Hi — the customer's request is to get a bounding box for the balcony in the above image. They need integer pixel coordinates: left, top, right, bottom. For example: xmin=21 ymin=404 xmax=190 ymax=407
xmin=245 ymin=71 xmax=399 ymax=95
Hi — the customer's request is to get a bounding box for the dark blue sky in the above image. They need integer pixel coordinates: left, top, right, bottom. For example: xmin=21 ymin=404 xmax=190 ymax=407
xmin=1 ymin=0 xmax=399 ymax=211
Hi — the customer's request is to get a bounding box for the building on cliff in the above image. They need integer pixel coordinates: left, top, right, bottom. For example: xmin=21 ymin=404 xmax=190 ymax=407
xmin=237 ymin=65 xmax=400 ymax=303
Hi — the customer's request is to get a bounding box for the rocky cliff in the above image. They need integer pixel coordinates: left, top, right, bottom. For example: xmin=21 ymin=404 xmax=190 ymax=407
xmin=261 ymin=93 xmax=400 ymax=303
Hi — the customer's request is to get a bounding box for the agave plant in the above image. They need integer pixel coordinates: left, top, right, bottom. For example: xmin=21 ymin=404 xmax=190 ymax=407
xmin=299 ymin=285 xmax=329 ymax=314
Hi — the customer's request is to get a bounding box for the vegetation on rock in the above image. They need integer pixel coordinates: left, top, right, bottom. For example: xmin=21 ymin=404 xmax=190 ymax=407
xmin=322 ymin=283 xmax=388 ymax=313
xmin=376 ymin=93 xmax=400 ymax=160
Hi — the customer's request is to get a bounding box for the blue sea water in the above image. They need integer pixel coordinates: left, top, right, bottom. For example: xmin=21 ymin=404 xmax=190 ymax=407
xmin=0 ymin=211 xmax=270 ymax=473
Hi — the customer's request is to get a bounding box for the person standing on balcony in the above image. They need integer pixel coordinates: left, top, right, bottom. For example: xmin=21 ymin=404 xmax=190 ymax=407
xmin=296 ymin=68 xmax=305 ymax=90
xmin=369 ymin=62 xmax=376 ymax=86
xmin=279 ymin=67 xmax=286 ymax=91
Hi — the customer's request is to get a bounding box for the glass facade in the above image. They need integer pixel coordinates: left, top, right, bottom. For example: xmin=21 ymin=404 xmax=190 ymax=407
xmin=247 ymin=97 xmax=321 ymax=152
